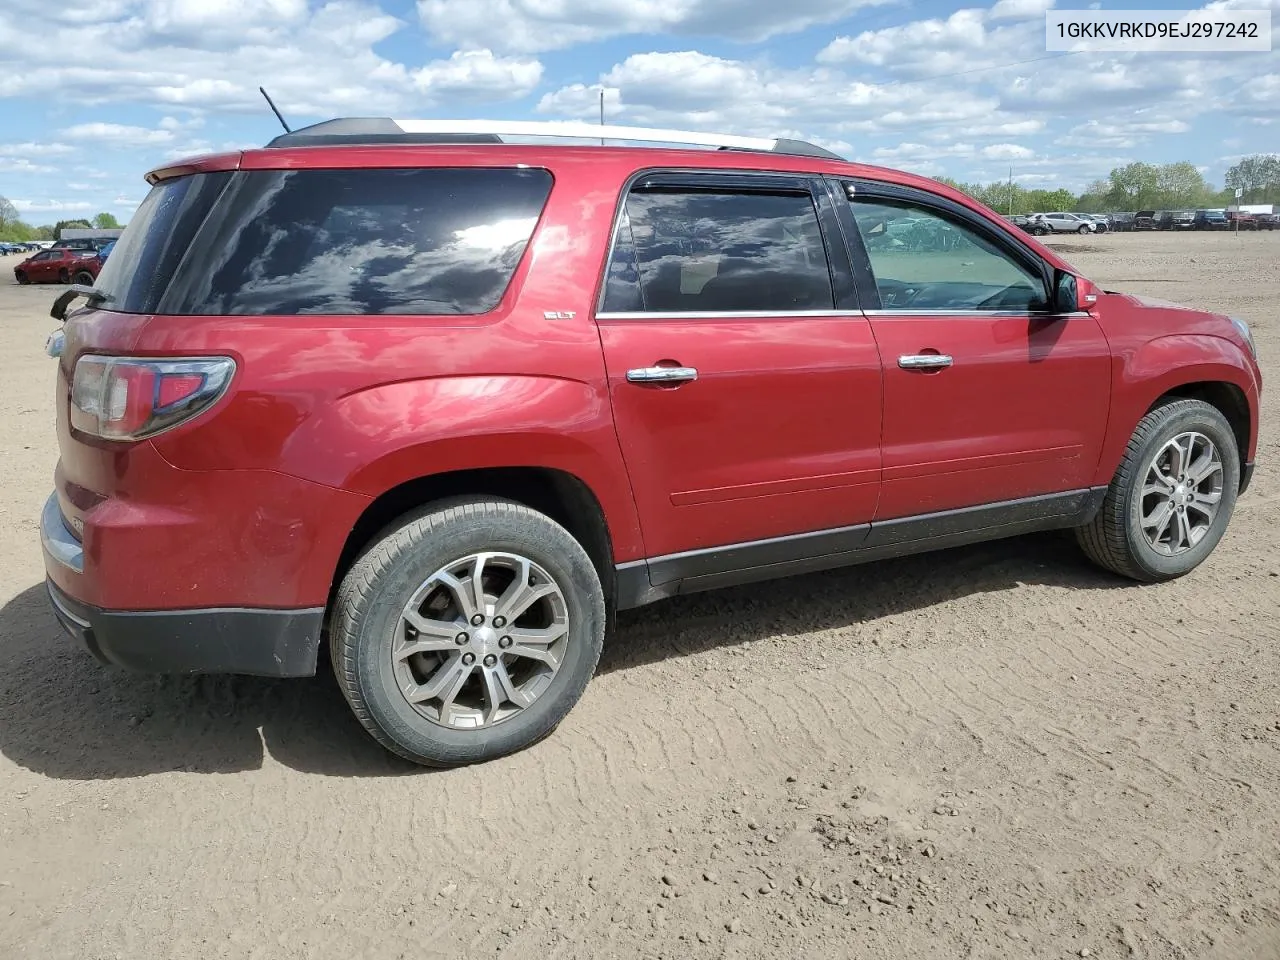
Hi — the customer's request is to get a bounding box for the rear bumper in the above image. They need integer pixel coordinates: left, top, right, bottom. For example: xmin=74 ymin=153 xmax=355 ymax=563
xmin=45 ymin=579 xmax=323 ymax=678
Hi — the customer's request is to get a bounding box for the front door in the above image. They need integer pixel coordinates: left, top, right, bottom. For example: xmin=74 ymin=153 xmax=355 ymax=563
xmin=596 ymin=174 xmax=883 ymax=560
xmin=837 ymin=182 xmax=1112 ymax=521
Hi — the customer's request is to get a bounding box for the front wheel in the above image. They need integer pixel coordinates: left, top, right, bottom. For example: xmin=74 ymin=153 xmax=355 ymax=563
xmin=14 ymin=271 xmax=28 ymax=285
xmin=1077 ymin=224 xmax=1091 ymax=234
xmin=330 ymin=497 xmax=606 ymax=767
xmin=1076 ymin=399 xmax=1239 ymax=582
xmin=1033 ymin=225 xmax=1049 ymax=236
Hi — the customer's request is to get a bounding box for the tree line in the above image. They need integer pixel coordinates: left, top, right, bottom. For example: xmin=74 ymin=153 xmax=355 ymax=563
xmin=938 ymin=153 xmax=1278 ymax=216
xmin=0 ymin=203 xmax=122 ymax=243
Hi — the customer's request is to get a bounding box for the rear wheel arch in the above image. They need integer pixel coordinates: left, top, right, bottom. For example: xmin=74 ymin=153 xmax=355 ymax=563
xmin=330 ymin=466 xmax=617 ymax=615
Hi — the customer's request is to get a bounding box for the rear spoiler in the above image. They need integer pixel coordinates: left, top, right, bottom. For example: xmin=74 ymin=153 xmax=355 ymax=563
xmin=50 ymin=285 xmax=110 ymax=322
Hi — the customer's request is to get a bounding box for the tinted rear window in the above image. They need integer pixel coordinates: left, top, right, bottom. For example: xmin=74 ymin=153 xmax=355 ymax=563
xmin=603 ymin=187 xmax=835 ymax=314
xmin=92 ymin=172 xmax=232 ymax=313
xmin=159 ymin=167 xmax=552 ymax=316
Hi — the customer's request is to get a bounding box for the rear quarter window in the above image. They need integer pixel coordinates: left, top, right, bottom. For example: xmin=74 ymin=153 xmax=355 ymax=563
xmin=159 ymin=167 xmax=553 ymax=316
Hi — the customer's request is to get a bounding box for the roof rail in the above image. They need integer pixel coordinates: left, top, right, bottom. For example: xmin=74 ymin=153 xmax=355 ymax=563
xmin=264 ymin=117 xmax=846 ymax=160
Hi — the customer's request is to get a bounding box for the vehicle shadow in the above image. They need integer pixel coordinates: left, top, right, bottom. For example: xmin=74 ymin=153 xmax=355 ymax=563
xmin=0 ymin=532 xmax=1126 ymax=780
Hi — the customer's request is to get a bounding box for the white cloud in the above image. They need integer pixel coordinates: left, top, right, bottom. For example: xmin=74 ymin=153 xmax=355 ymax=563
xmin=0 ymin=1 xmax=541 ymax=118
xmin=61 ymin=122 xmax=179 ymax=146
xmin=11 ymin=199 xmax=95 ymax=213
xmin=417 ymin=0 xmax=891 ymax=54
xmin=0 ymin=141 xmax=75 ymax=157
xmin=412 ymin=50 xmax=543 ymax=100
xmin=0 ymin=158 xmax=56 ymax=174
xmin=988 ymin=0 xmax=1055 ymax=19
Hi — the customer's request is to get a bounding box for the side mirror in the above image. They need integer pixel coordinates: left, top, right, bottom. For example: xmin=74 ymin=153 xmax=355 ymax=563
xmin=1052 ymin=271 xmax=1097 ymax=313
xmin=1052 ymin=271 xmax=1078 ymax=313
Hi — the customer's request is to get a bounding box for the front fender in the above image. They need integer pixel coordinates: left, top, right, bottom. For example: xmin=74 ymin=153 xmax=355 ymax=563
xmin=287 ymin=374 xmax=646 ymax=561
xmin=1094 ymin=334 xmax=1260 ymax=486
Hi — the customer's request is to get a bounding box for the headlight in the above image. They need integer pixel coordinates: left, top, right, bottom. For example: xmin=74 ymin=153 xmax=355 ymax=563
xmin=1230 ymin=317 xmax=1257 ymax=359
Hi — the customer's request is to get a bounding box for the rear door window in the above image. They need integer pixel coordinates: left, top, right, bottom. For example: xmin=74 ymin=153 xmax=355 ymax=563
xmin=602 ymin=186 xmax=835 ymax=314
xmin=161 ymin=167 xmax=553 ymax=316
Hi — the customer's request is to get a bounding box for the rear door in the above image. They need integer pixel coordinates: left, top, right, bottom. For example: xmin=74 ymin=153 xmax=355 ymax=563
xmin=833 ymin=179 xmax=1111 ymax=521
xmin=596 ymin=172 xmax=882 ymax=559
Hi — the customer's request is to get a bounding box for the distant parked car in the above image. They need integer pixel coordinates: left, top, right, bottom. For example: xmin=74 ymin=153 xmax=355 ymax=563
xmin=1001 ymin=214 xmax=1036 ymax=234
xmin=1133 ymin=210 xmax=1157 ymax=230
xmin=1255 ymin=213 xmax=1278 ymax=231
xmin=1084 ymin=215 xmax=1110 ymax=234
xmin=1028 ymin=212 xmax=1095 ymax=235
xmin=13 ymin=247 xmax=101 ymax=285
xmin=1171 ymin=210 xmax=1196 ymax=230
xmin=1193 ymin=209 xmax=1228 ymax=230
xmin=1226 ymin=211 xmax=1257 ymax=230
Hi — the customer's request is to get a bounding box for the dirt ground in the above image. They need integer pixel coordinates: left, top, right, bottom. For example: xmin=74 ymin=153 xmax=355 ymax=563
xmin=1 ymin=230 xmax=1278 ymax=960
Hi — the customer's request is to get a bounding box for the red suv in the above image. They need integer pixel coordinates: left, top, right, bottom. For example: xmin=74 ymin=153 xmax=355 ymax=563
xmin=15 ymin=247 xmax=101 ymax=286
xmin=40 ymin=119 xmax=1262 ymax=767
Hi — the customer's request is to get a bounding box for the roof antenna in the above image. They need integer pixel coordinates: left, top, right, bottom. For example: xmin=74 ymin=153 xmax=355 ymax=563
xmin=259 ymin=87 xmax=291 ymax=133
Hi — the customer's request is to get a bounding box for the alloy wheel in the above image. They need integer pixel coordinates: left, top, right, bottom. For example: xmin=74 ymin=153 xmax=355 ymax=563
xmin=391 ymin=551 xmax=569 ymax=730
xmin=1139 ymin=431 xmax=1224 ymax=556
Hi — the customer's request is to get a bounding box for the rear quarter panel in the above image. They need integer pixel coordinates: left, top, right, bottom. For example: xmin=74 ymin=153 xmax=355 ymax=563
xmin=144 ymin=153 xmax=646 ymax=564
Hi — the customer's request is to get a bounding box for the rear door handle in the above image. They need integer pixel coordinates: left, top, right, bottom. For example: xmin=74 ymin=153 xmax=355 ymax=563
xmin=898 ymin=354 xmax=953 ymax=370
xmin=626 ymin=366 xmax=699 ymax=384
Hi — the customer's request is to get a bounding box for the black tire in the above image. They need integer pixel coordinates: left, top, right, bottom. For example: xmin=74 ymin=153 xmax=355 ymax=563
xmin=1077 ymin=224 xmax=1090 ymax=234
xmin=57 ymin=269 xmax=69 ymax=284
xmin=1075 ymin=399 xmax=1239 ymax=582
xmin=72 ymin=270 xmax=95 ymax=286
xmin=15 ymin=271 xmax=28 ymax=285
xmin=330 ymin=497 xmax=606 ymax=767
xmin=1033 ymin=225 xmax=1049 ymax=236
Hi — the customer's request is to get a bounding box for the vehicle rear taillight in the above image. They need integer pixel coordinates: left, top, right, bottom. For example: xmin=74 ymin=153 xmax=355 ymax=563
xmin=70 ymin=355 xmax=235 ymax=441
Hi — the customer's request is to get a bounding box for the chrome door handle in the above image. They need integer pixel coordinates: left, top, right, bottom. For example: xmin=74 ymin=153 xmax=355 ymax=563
xmin=898 ymin=354 xmax=953 ymax=370
xmin=626 ymin=366 xmax=698 ymax=384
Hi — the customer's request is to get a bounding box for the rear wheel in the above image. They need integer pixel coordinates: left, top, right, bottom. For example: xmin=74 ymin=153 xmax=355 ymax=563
xmin=1076 ymin=399 xmax=1239 ymax=582
xmin=72 ymin=270 xmax=95 ymax=286
xmin=57 ymin=269 xmax=69 ymax=284
xmin=330 ymin=497 xmax=606 ymax=767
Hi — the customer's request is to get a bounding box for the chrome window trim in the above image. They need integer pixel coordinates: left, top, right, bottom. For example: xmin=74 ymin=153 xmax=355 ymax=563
xmin=593 ymin=167 xmax=839 ymax=318
xmin=596 ymin=309 xmax=865 ymax=320
xmin=860 ymin=309 xmax=1093 ymax=319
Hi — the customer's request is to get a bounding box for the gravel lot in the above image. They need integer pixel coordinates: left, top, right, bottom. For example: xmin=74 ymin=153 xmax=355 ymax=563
xmin=1 ymin=230 xmax=1278 ymax=960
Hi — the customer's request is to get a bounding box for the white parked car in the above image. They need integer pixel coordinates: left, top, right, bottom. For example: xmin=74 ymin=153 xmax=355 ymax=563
xmin=1028 ymin=212 xmax=1096 ymax=235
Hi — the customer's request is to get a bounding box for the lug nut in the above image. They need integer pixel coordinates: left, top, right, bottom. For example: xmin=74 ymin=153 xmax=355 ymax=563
xmin=499 ymin=636 xmax=512 ymax=649
xmin=493 ymin=616 xmax=506 ymax=628
xmin=483 ymin=654 xmax=497 ymax=667
xmin=470 ymin=614 xmax=484 ymax=626
xmin=455 ymin=632 xmax=469 ymax=645
xmin=462 ymin=652 xmax=476 ymax=665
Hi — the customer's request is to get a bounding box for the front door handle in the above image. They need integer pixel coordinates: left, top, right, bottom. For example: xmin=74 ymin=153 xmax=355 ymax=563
xmin=626 ymin=366 xmax=699 ymax=384
xmin=898 ymin=354 xmax=953 ymax=370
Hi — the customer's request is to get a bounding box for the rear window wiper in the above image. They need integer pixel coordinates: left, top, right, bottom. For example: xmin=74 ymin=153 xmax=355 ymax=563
xmin=51 ymin=285 xmax=113 ymax=322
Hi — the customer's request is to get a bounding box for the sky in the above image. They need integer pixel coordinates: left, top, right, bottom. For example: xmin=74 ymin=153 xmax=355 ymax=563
xmin=0 ymin=0 xmax=1276 ymax=224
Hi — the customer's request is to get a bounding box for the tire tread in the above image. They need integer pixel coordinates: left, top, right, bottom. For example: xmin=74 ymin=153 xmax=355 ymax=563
xmin=329 ymin=497 xmax=602 ymax=766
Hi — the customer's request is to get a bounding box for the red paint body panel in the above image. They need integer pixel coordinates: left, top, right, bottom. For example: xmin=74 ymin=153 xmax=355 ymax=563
xmin=598 ymin=314 xmax=882 ymax=556
xmin=869 ymin=312 xmax=1112 ymax=519
xmin=44 ymin=141 xmax=1262 ymax=623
